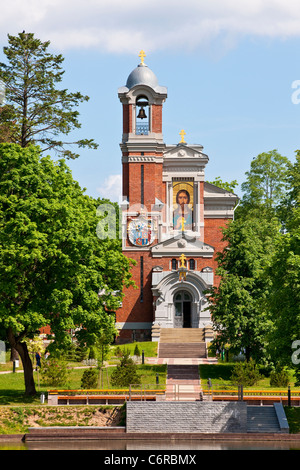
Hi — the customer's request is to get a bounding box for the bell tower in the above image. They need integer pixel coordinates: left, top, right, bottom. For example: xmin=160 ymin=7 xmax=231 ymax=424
xmin=115 ymin=53 xmax=238 ymax=343
xmin=118 ymin=51 xmax=167 ymax=208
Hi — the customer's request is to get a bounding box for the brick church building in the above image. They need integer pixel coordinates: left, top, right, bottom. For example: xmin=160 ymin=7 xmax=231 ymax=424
xmin=115 ymin=53 xmax=238 ymax=343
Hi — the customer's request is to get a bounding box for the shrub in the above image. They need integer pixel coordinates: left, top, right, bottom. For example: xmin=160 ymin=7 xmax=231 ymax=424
xmin=40 ymin=357 xmax=69 ymax=387
xmin=110 ymin=350 xmax=141 ymax=387
xmin=80 ymin=368 xmax=98 ymax=389
xmin=230 ymin=359 xmax=262 ymax=387
xmin=134 ymin=344 xmax=141 ymax=357
xmin=270 ymin=367 xmax=290 ymax=387
xmin=65 ymin=343 xmax=88 ymax=362
xmin=114 ymin=346 xmax=123 ymax=357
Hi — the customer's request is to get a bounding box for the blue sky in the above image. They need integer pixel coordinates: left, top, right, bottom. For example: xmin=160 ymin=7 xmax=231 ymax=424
xmin=1 ymin=0 xmax=300 ymax=201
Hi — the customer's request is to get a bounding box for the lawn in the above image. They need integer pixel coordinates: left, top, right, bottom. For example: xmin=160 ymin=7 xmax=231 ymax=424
xmin=284 ymin=407 xmax=300 ymax=434
xmin=108 ymin=341 xmax=158 ymax=363
xmin=1 ymin=354 xmax=300 ymax=435
xmin=199 ymin=363 xmax=300 ymax=390
xmin=0 ymin=356 xmax=166 ymax=405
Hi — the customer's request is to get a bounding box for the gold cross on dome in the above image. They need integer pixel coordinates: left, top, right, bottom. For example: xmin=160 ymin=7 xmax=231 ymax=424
xmin=179 ymin=129 xmax=186 ymax=143
xmin=139 ymin=50 xmax=146 ymax=65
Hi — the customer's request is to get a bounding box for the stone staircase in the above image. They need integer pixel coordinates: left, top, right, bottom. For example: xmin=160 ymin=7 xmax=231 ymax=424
xmin=247 ymin=406 xmax=281 ymax=433
xmin=160 ymin=328 xmax=205 ymax=342
xmin=165 ymin=364 xmax=202 ymax=401
xmin=158 ymin=328 xmax=207 ymax=358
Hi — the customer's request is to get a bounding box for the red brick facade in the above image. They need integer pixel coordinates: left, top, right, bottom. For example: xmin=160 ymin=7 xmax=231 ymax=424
xmin=116 ymin=60 xmax=238 ymax=342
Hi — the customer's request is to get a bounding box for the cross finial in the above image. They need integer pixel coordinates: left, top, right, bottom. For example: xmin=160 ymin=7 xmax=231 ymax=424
xmin=179 ymin=253 xmax=187 ymax=268
xmin=179 ymin=129 xmax=186 ymax=144
xmin=139 ymin=50 xmax=146 ymax=65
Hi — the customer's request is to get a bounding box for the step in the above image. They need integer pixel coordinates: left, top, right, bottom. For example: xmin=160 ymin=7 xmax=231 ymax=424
xmin=159 ymin=328 xmax=205 ymax=343
xmin=165 ymin=365 xmax=201 ymax=401
xmin=247 ymin=406 xmax=281 ymax=433
xmin=159 ymin=342 xmax=207 ymax=358
xmin=167 ymin=365 xmax=200 ymax=378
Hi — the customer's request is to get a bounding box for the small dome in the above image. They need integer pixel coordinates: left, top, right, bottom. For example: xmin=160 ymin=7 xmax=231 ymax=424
xmin=126 ymin=64 xmax=159 ymax=90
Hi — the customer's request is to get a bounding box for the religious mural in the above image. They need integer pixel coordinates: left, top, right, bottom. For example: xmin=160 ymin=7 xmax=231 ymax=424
xmin=172 ymin=181 xmax=194 ymax=230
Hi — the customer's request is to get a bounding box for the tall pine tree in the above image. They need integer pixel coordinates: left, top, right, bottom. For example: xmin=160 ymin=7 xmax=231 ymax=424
xmin=0 ymin=32 xmax=98 ymax=159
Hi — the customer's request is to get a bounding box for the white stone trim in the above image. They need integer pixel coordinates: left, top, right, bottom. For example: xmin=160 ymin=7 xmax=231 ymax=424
xmin=152 ymin=270 xmax=212 ymax=329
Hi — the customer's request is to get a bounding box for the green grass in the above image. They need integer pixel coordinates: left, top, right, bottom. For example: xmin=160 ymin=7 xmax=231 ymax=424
xmin=284 ymin=407 xmax=300 ymax=433
xmin=199 ymin=363 xmax=300 ymax=390
xmin=108 ymin=341 xmax=158 ymax=361
xmin=0 ymin=360 xmax=167 ymax=405
xmin=1 ymin=354 xmax=300 ymax=435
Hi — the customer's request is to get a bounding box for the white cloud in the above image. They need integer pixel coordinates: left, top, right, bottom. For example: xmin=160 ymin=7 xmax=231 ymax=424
xmin=1 ymin=1 xmax=300 ymax=54
xmin=97 ymin=174 xmax=122 ymax=202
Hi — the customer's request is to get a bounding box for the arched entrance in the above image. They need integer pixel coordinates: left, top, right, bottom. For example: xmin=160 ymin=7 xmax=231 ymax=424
xmin=152 ymin=270 xmax=212 ymax=329
xmin=174 ymin=290 xmax=192 ymax=328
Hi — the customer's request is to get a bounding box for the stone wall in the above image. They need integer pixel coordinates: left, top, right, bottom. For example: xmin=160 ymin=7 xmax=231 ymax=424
xmin=126 ymin=401 xmax=247 ymax=433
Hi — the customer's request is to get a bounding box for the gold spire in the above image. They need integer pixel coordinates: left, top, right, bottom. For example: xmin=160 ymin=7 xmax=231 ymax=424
xmin=179 ymin=129 xmax=186 ymax=143
xmin=139 ymin=50 xmax=146 ymax=65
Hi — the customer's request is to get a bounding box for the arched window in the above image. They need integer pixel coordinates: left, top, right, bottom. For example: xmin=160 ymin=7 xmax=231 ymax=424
xmin=174 ymin=291 xmax=192 ymax=302
xmin=136 ymin=95 xmax=149 ymax=135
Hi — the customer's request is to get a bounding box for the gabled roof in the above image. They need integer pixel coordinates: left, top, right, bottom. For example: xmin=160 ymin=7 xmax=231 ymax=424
xmin=151 ymin=233 xmax=214 ymax=258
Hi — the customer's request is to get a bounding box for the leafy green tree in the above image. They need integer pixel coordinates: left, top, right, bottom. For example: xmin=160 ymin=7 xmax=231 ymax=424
xmin=0 ymin=143 xmax=134 ymax=395
xmin=240 ymin=150 xmax=290 ymax=211
xmin=266 ymin=154 xmax=300 ymax=384
xmin=206 ymin=176 xmax=238 ymax=194
xmin=0 ymin=32 xmax=98 ymax=159
xmin=209 ymin=214 xmax=281 ymax=363
xmin=278 ymin=150 xmax=300 ymax=228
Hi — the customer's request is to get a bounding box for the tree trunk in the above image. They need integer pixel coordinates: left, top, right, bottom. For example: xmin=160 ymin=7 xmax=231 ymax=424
xmin=17 ymin=341 xmax=37 ymax=396
xmin=10 ymin=347 xmax=19 ymax=362
xmin=245 ymin=346 xmax=251 ymax=362
xmin=7 ymin=328 xmax=36 ymax=396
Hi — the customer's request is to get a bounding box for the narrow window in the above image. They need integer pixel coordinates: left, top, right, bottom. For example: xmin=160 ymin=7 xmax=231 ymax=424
xmin=141 ymin=164 xmax=144 ymax=206
xmin=140 ymin=256 xmax=144 ymax=302
xmin=171 ymin=259 xmax=177 ymax=270
xmin=189 ymin=259 xmax=195 ymax=270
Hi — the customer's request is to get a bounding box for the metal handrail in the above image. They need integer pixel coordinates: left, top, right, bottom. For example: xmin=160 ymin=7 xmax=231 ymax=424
xmin=202 ymin=388 xmax=300 ymax=397
xmin=49 ymin=385 xmax=165 ymax=397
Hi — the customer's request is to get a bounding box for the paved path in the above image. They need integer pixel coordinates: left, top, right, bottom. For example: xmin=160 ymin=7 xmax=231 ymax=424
xmin=165 ymin=362 xmax=201 ymax=401
xmin=146 ymin=357 xmax=217 ymax=365
xmin=144 ymin=356 xmax=217 ymax=401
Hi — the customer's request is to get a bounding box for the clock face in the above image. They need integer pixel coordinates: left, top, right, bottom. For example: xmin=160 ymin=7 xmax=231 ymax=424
xmin=128 ymin=216 xmax=155 ymax=247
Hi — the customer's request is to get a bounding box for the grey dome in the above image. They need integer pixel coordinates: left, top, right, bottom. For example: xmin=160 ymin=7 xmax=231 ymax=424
xmin=126 ymin=64 xmax=159 ymax=90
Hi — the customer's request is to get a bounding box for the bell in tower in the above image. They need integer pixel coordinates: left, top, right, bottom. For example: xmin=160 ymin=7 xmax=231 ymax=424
xmin=136 ymin=96 xmax=148 ymax=119
xmin=118 ymin=51 xmax=167 ymax=143
xmin=136 ymin=95 xmax=149 ymax=135
xmin=118 ymin=52 xmax=168 ymax=206
xmin=137 ymin=106 xmax=147 ymax=119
